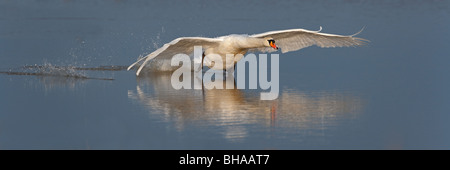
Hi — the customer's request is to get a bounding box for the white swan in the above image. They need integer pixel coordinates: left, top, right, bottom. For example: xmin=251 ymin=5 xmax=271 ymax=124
xmin=128 ymin=27 xmax=368 ymax=76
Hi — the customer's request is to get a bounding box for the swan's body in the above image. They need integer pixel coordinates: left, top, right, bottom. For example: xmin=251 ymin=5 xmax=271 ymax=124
xmin=128 ymin=27 xmax=368 ymax=76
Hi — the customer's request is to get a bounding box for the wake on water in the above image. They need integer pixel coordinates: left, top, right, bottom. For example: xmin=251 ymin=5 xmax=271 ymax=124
xmin=0 ymin=62 xmax=128 ymax=81
xmin=1 ymin=29 xmax=184 ymax=79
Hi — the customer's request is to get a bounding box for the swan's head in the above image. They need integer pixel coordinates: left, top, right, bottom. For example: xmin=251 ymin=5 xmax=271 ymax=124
xmin=265 ymin=38 xmax=278 ymax=50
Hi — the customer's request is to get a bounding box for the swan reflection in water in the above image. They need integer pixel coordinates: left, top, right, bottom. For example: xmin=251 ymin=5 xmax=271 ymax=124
xmin=128 ymin=72 xmax=363 ymax=142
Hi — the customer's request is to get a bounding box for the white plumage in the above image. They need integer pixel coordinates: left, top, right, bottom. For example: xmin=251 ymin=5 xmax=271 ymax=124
xmin=128 ymin=27 xmax=368 ymax=76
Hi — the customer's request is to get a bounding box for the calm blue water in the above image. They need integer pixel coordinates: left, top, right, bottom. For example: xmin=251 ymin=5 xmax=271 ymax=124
xmin=1 ymin=0 xmax=449 ymax=149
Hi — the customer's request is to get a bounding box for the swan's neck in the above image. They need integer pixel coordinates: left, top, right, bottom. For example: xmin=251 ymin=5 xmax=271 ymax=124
xmin=235 ymin=37 xmax=266 ymax=49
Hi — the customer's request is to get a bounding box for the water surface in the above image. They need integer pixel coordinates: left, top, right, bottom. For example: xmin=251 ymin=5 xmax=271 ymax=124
xmin=1 ymin=0 xmax=449 ymax=149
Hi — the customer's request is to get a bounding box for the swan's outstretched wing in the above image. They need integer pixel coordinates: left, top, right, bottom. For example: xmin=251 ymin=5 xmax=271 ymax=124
xmin=250 ymin=27 xmax=368 ymax=53
xmin=129 ymin=37 xmax=222 ymax=76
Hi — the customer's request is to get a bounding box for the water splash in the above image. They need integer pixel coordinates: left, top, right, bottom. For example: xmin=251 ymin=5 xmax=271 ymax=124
xmin=35 ymin=62 xmax=87 ymax=78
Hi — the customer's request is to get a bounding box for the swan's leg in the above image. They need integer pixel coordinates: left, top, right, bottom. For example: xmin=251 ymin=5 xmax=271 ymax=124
xmin=201 ymin=52 xmax=205 ymax=90
xmin=233 ymin=63 xmax=237 ymax=87
xmin=225 ymin=66 xmax=237 ymax=89
xmin=201 ymin=52 xmax=205 ymax=70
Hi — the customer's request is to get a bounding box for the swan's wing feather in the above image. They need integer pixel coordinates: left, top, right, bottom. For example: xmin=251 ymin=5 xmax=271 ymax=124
xmin=129 ymin=37 xmax=222 ymax=75
xmin=250 ymin=27 xmax=368 ymax=53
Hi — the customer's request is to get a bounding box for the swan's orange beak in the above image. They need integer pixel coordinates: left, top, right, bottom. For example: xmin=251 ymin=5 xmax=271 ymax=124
xmin=270 ymin=41 xmax=278 ymax=50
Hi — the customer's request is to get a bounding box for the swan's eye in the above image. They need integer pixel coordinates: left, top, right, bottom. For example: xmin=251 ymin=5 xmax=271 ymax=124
xmin=268 ymin=40 xmax=275 ymax=44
